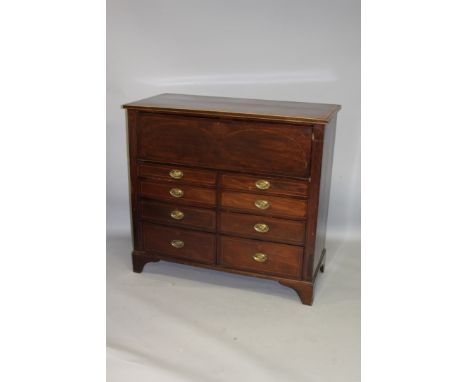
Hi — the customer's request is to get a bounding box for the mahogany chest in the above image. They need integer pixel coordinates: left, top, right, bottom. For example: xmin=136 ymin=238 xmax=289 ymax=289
xmin=123 ymin=93 xmax=340 ymax=305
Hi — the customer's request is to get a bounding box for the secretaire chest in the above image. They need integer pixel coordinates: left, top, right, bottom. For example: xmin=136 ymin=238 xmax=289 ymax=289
xmin=123 ymin=93 xmax=340 ymax=305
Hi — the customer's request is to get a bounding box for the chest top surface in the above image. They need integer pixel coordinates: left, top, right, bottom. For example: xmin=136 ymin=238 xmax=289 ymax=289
xmin=123 ymin=93 xmax=341 ymax=124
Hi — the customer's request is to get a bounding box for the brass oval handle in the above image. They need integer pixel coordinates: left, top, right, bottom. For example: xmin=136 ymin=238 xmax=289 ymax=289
xmin=253 ymin=253 xmax=268 ymax=263
xmin=171 ymin=239 xmax=184 ymax=248
xmin=170 ymin=210 xmax=184 ymax=220
xmin=169 ymin=169 xmax=183 ymax=179
xmin=255 ymin=179 xmax=270 ymax=190
xmin=254 ymin=200 xmax=270 ymax=210
xmin=254 ymin=223 xmax=269 ymax=233
xmin=169 ymin=188 xmax=184 ymax=198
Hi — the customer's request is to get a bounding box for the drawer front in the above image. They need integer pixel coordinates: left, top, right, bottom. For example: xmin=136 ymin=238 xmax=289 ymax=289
xmin=221 ymin=173 xmax=308 ymax=197
xmin=140 ymin=200 xmax=216 ymax=231
xmin=138 ymin=163 xmax=216 ymax=186
xmin=220 ymin=212 xmax=305 ymax=245
xmin=141 ymin=223 xmax=216 ymax=264
xmin=221 ymin=191 xmax=307 ymax=219
xmin=137 ymin=113 xmax=312 ymax=177
xmin=220 ymin=236 xmax=302 ymax=278
xmin=218 ymin=119 xmax=312 ymax=177
xmin=139 ymin=180 xmax=216 ymax=206
xmin=138 ymin=114 xmax=219 ymax=169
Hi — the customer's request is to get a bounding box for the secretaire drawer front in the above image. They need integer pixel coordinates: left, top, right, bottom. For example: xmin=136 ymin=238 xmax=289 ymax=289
xmin=137 ymin=113 xmax=312 ymax=177
xmin=218 ymin=120 xmax=312 ymax=177
xmin=221 ymin=191 xmax=307 ymax=219
xmin=220 ymin=212 xmax=305 ymax=245
xmin=139 ymin=180 xmax=216 ymax=206
xmin=220 ymin=236 xmax=302 ymax=278
xmin=138 ymin=163 xmax=216 ymax=186
xmin=139 ymin=200 xmax=216 ymax=231
xmin=141 ymin=223 xmax=216 ymax=264
xmin=221 ymin=173 xmax=309 ymax=197
xmin=138 ymin=114 xmax=219 ymax=166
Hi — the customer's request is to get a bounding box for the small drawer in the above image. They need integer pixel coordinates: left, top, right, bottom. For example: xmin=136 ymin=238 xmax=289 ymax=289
xmin=221 ymin=173 xmax=308 ymax=197
xmin=141 ymin=222 xmax=216 ymax=264
xmin=220 ymin=212 xmax=305 ymax=245
xmin=137 ymin=163 xmax=216 ymax=186
xmin=221 ymin=191 xmax=307 ymax=219
xmin=220 ymin=236 xmax=302 ymax=278
xmin=140 ymin=180 xmax=216 ymax=206
xmin=140 ymin=200 xmax=216 ymax=231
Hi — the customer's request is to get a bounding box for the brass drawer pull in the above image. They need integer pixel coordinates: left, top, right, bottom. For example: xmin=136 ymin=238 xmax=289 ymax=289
xmin=253 ymin=253 xmax=268 ymax=263
xmin=169 ymin=169 xmax=184 ymax=179
xmin=169 ymin=188 xmax=184 ymax=198
xmin=170 ymin=210 xmax=184 ymax=220
xmin=254 ymin=223 xmax=269 ymax=233
xmin=254 ymin=200 xmax=270 ymax=210
xmin=171 ymin=239 xmax=184 ymax=248
xmin=255 ymin=179 xmax=270 ymax=190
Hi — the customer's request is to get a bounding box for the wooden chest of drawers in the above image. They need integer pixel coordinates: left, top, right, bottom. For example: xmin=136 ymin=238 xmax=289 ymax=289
xmin=123 ymin=93 xmax=340 ymax=305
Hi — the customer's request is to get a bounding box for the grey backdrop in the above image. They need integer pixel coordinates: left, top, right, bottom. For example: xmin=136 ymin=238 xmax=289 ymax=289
xmin=107 ymin=0 xmax=360 ymax=240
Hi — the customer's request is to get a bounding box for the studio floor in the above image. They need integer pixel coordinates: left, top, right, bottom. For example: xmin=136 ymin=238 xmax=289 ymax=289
xmin=107 ymin=234 xmax=360 ymax=382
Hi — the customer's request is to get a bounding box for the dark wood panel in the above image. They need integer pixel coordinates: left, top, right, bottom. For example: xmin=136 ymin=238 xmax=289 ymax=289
xmin=221 ymin=173 xmax=309 ymax=197
xmin=141 ymin=223 xmax=216 ymax=264
xmin=127 ymin=110 xmax=141 ymax=250
xmin=219 ymin=212 xmax=305 ymax=245
xmin=123 ymin=93 xmax=341 ymax=124
xmin=312 ymin=117 xmax=337 ymax=277
xmin=137 ymin=113 xmax=312 ymax=177
xmin=221 ymin=191 xmax=307 ymax=219
xmin=217 ymin=119 xmax=312 ymax=177
xmin=138 ymin=163 xmax=216 ymax=186
xmin=138 ymin=114 xmax=219 ymax=168
xmin=139 ymin=179 xmax=216 ymax=207
xmin=219 ymin=236 xmax=303 ymax=279
xmin=139 ymin=200 xmax=216 ymax=231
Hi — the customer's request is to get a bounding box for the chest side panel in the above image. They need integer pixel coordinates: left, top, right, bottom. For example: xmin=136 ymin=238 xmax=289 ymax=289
xmin=312 ymin=117 xmax=337 ymax=278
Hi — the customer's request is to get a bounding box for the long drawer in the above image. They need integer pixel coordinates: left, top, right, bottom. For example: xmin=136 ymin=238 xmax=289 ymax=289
xmin=139 ymin=200 xmax=216 ymax=231
xmin=219 ymin=236 xmax=303 ymax=279
xmin=141 ymin=222 xmax=216 ymax=264
xmin=219 ymin=211 xmax=305 ymax=245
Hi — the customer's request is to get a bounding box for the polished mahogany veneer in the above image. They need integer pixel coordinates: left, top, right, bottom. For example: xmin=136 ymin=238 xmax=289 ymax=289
xmin=138 ymin=163 xmax=216 ymax=186
xmin=139 ymin=180 xmax=216 ymax=207
xmin=221 ymin=173 xmax=309 ymax=197
xmin=219 ymin=236 xmax=303 ymax=279
xmin=139 ymin=200 xmax=216 ymax=231
xmin=124 ymin=93 xmax=340 ymax=305
xmin=219 ymin=212 xmax=305 ymax=245
xmin=220 ymin=191 xmax=308 ymax=219
xmin=141 ymin=223 xmax=216 ymax=264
